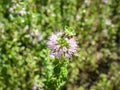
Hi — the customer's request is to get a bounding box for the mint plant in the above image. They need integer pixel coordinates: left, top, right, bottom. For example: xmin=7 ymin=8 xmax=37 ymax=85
xmin=44 ymin=27 xmax=77 ymax=90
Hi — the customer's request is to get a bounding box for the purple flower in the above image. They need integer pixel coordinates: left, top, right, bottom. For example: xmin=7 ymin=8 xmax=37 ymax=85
xmin=47 ymin=32 xmax=77 ymax=58
xmin=32 ymin=83 xmax=37 ymax=90
xmin=102 ymin=0 xmax=108 ymax=3
xmin=30 ymin=29 xmax=42 ymax=44
xmin=9 ymin=3 xmax=26 ymax=16
xmin=18 ymin=8 xmax=26 ymax=16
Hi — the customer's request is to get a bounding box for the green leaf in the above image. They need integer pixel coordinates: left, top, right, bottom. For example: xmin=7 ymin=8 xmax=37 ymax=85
xmin=65 ymin=26 xmax=76 ymax=36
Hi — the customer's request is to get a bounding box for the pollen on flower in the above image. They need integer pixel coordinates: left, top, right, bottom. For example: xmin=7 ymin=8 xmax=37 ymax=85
xmin=47 ymin=32 xmax=77 ymax=58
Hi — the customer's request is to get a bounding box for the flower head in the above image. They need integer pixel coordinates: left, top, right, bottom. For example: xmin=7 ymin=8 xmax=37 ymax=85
xmin=47 ymin=31 xmax=77 ymax=58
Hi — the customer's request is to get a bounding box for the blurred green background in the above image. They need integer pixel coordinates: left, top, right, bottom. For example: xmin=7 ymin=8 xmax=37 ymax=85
xmin=0 ymin=0 xmax=120 ymax=90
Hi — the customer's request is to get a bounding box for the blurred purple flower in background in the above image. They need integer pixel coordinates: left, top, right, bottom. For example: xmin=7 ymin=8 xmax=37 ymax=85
xmin=102 ymin=0 xmax=108 ymax=3
xmin=32 ymin=83 xmax=37 ymax=90
xmin=18 ymin=8 xmax=26 ymax=16
xmin=30 ymin=29 xmax=42 ymax=44
xmin=47 ymin=32 xmax=77 ymax=58
xmin=9 ymin=3 xmax=26 ymax=16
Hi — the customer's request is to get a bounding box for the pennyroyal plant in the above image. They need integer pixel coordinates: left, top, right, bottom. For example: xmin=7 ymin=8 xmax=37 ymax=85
xmin=44 ymin=27 xmax=77 ymax=90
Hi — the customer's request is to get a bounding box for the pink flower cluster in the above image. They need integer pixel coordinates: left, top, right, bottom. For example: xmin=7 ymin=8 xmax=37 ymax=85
xmin=47 ymin=32 xmax=77 ymax=58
